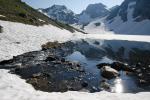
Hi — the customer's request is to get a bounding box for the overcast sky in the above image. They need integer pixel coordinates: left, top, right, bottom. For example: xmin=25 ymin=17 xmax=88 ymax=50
xmin=22 ymin=0 xmax=124 ymax=14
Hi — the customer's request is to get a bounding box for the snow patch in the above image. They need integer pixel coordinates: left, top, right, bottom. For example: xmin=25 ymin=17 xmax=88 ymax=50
xmin=0 ymin=69 xmax=150 ymax=100
xmin=0 ymin=20 xmax=150 ymax=62
xmin=104 ymin=1 xmax=150 ymax=35
xmin=0 ymin=15 xmax=6 ymax=18
xmin=38 ymin=19 xmax=45 ymax=22
xmin=0 ymin=20 xmax=84 ymax=61
xmin=83 ymin=17 xmax=114 ymax=34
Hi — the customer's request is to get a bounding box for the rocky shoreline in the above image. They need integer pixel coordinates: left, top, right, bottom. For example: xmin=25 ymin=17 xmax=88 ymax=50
xmin=0 ymin=40 xmax=150 ymax=93
xmin=0 ymin=41 xmax=101 ymax=92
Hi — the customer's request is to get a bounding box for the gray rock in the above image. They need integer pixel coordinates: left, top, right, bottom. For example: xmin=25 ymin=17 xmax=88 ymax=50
xmin=101 ymin=66 xmax=119 ymax=79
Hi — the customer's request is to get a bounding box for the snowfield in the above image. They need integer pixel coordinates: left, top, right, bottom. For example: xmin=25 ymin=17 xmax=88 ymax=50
xmin=0 ymin=20 xmax=150 ymax=61
xmin=0 ymin=14 xmax=6 ymax=18
xmin=0 ymin=69 xmax=150 ymax=100
xmin=0 ymin=20 xmax=85 ymax=61
xmin=81 ymin=1 xmax=150 ymax=35
xmin=0 ymin=20 xmax=150 ymax=100
xmin=105 ymin=1 xmax=150 ymax=35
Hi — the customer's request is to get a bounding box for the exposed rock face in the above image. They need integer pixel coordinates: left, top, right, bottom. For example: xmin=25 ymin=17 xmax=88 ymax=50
xmin=106 ymin=5 xmax=120 ymax=21
xmin=133 ymin=0 xmax=150 ymax=20
xmin=105 ymin=0 xmax=150 ymax=35
xmin=107 ymin=0 xmax=150 ymax=21
xmin=40 ymin=5 xmax=78 ymax=24
xmin=39 ymin=3 xmax=109 ymax=25
xmin=78 ymin=3 xmax=109 ymax=24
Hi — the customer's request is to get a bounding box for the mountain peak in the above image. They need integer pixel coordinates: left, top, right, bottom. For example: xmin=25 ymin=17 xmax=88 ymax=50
xmin=78 ymin=3 xmax=109 ymax=24
xmin=50 ymin=4 xmax=67 ymax=10
xmin=39 ymin=3 xmax=110 ymax=25
xmin=40 ymin=5 xmax=78 ymax=24
xmin=86 ymin=3 xmax=107 ymax=10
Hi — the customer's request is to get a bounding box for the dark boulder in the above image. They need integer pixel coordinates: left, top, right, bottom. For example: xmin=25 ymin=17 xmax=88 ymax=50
xmin=45 ymin=56 xmax=57 ymax=62
xmin=96 ymin=63 xmax=111 ymax=69
xmin=100 ymin=80 xmax=110 ymax=90
xmin=0 ymin=25 xmax=3 ymax=33
xmin=111 ymin=62 xmax=124 ymax=71
xmin=101 ymin=66 xmax=119 ymax=79
xmin=111 ymin=62 xmax=135 ymax=72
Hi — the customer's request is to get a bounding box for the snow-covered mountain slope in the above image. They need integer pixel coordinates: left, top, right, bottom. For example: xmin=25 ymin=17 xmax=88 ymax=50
xmin=78 ymin=3 xmax=109 ymax=25
xmin=0 ymin=69 xmax=150 ymax=100
xmin=79 ymin=17 xmax=113 ymax=34
xmin=1 ymin=19 xmax=150 ymax=62
xmin=39 ymin=3 xmax=109 ymax=25
xmin=77 ymin=0 xmax=150 ymax=35
xmin=39 ymin=5 xmax=78 ymax=24
xmin=0 ymin=0 xmax=84 ymax=33
xmin=105 ymin=0 xmax=150 ymax=35
xmin=80 ymin=16 xmax=150 ymax=35
xmin=0 ymin=19 xmax=150 ymax=100
xmin=0 ymin=20 xmax=84 ymax=61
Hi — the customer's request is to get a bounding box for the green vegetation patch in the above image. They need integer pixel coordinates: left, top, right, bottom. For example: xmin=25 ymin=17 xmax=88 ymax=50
xmin=41 ymin=41 xmax=62 ymax=50
xmin=0 ymin=0 xmax=86 ymax=33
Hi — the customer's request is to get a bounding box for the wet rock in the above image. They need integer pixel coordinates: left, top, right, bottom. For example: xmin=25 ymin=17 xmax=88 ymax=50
xmin=45 ymin=56 xmax=57 ymax=62
xmin=32 ymin=73 xmax=42 ymax=78
xmin=90 ymin=86 xmax=100 ymax=93
xmin=61 ymin=58 xmax=66 ymax=62
xmin=132 ymin=62 xmax=150 ymax=87
xmin=93 ymin=41 xmax=100 ymax=45
xmin=0 ymin=59 xmax=14 ymax=65
xmin=101 ymin=66 xmax=119 ymax=79
xmin=0 ymin=25 xmax=3 ymax=33
xmin=100 ymin=80 xmax=110 ymax=90
xmin=81 ymin=81 xmax=88 ymax=88
xmin=97 ymin=63 xmax=111 ymax=69
xmin=97 ymin=62 xmax=135 ymax=73
xmin=111 ymin=62 xmax=123 ymax=71
xmin=111 ymin=62 xmax=135 ymax=72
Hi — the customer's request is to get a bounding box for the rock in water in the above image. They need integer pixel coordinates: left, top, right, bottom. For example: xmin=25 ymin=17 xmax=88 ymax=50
xmin=101 ymin=66 xmax=119 ymax=79
xmin=97 ymin=63 xmax=111 ymax=69
xmin=111 ymin=62 xmax=135 ymax=72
